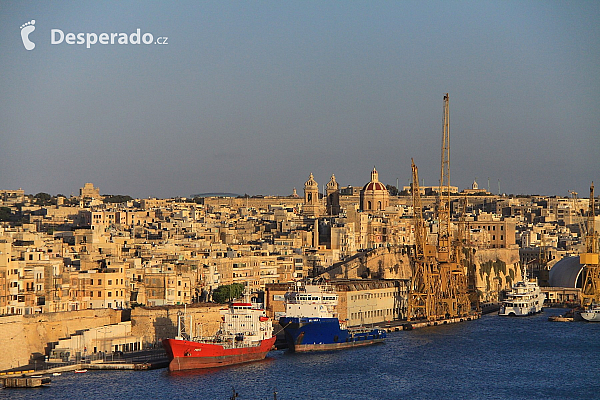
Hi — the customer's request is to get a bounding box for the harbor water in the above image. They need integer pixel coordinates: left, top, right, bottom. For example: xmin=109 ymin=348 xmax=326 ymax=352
xmin=3 ymin=308 xmax=599 ymax=400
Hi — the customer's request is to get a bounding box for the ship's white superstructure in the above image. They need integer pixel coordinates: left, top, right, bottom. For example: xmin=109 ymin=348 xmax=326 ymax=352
xmin=499 ymin=274 xmax=545 ymax=317
xmin=284 ymin=281 xmax=338 ymax=319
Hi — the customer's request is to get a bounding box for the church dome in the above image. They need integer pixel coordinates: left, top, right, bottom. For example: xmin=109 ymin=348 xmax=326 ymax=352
xmin=362 ymin=167 xmax=387 ymax=192
xmin=363 ymin=181 xmax=387 ymax=192
xmin=360 ymin=167 xmax=390 ymax=212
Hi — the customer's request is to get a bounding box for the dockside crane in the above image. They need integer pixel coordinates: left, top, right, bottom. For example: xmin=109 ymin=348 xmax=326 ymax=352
xmin=438 ymin=93 xmax=452 ymax=263
xmin=581 ymin=182 xmax=599 ymax=306
xmin=568 ymin=190 xmax=587 ymax=243
xmin=407 ymin=159 xmax=437 ymax=320
xmin=406 ymin=94 xmax=471 ymax=321
xmin=435 ymin=94 xmax=470 ymax=318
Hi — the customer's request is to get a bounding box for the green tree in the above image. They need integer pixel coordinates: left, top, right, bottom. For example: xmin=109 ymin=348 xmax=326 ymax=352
xmin=34 ymin=192 xmax=53 ymax=205
xmin=212 ymin=283 xmax=246 ymax=303
xmin=103 ymin=195 xmax=133 ymax=204
xmin=386 ymin=184 xmax=399 ymax=196
xmin=0 ymin=207 xmax=12 ymax=222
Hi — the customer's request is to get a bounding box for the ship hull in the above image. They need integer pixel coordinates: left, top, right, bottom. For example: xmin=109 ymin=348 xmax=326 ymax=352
xmin=580 ymin=309 xmax=600 ymax=322
xmin=279 ymin=316 xmax=385 ymax=352
xmin=162 ymin=336 xmax=276 ymax=371
xmin=498 ymin=306 xmax=543 ymax=317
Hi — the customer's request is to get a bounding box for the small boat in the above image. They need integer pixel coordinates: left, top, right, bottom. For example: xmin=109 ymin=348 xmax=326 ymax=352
xmin=498 ymin=273 xmax=545 ymax=317
xmin=74 ymin=369 xmax=87 ymax=373
xmin=52 ymin=372 xmax=62 ymax=376
xmin=580 ymin=305 xmax=600 ymax=322
xmin=31 ymin=375 xmax=43 ymax=378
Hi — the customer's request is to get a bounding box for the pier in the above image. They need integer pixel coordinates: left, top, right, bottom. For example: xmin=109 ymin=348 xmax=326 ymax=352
xmin=1 ymin=376 xmax=51 ymax=388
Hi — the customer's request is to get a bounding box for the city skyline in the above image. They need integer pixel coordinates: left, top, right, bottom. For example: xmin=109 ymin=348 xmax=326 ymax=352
xmin=1 ymin=1 xmax=599 ymax=198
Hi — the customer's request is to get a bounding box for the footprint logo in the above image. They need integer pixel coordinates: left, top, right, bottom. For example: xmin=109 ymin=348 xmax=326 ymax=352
xmin=20 ymin=20 xmax=36 ymax=50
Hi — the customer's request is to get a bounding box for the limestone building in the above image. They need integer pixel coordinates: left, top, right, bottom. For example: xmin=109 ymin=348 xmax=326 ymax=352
xmin=80 ymin=183 xmax=100 ymax=199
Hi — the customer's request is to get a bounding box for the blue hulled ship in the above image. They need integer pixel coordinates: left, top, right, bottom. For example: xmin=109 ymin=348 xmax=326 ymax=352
xmin=279 ymin=281 xmax=386 ymax=352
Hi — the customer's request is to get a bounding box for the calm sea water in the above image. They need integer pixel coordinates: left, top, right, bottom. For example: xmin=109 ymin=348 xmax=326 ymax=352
xmin=3 ymin=308 xmax=599 ymax=400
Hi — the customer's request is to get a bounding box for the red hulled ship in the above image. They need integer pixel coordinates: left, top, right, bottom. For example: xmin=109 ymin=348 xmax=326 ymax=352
xmin=162 ymin=302 xmax=276 ymax=371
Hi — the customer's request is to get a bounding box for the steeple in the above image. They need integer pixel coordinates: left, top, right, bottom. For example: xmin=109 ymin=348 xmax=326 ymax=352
xmin=326 ymin=174 xmax=340 ymax=216
xmin=303 ymin=173 xmax=320 ymax=217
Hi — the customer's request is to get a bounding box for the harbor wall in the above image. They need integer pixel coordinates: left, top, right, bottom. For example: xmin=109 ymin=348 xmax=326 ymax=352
xmin=0 ymin=308 xmax=122 ymax=371
xmin=130 ymin=303 xmax=223 ymax=344
xmin=473 ymin=248 xmax=521 ymax=301
xmin=321 ymin=246 xmax=412 ymax=280
xmin=0 ymin=304 xmax=225 ymax=372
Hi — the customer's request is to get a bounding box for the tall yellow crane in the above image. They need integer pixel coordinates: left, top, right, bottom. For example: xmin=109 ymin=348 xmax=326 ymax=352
xmin=407 ymin=159 xmax=431 ymax=320
xmin=568 ymin=190 xmax=587 ymax=244
xmin=581 ymin=183 xmax=599 ymax=306
xmin=406 ymin=94 xmax=471 ymax=321
xmin=436 ymin=93 xmax=470 ymax=318
xmin=438 ymin=93 xmax=451 ymax=263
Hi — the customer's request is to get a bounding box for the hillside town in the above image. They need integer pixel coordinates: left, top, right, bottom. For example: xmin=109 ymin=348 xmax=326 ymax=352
xmin=1 ymin=174 xmax=596 ymax=320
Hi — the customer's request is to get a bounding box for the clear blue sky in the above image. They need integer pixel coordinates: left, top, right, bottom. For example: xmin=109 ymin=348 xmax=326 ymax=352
xmin=1 ymin=1 xmax=599 ymax=198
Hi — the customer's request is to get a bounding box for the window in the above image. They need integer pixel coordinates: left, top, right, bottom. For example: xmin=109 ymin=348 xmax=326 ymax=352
xmin=108 ymin=292 xmax=112 ymax=297
xmin=98 ymin=279 xmax=102 ymax=285
xmin=98 ymin=291 xmax=101 ymax=297
xmin=108 ymin=280 xmax=112 ymax=285
xmin=90 ymin=279 xmax=93 ymax=285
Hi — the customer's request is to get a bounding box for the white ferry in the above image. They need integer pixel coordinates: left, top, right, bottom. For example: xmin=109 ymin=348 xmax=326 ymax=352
xmin=498 ymin=274 xmax=545 ymax=317
xmin=580 ymin=305 xmax=600 ymax=322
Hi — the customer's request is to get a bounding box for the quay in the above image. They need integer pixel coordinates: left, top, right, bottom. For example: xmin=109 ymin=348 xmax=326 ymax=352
xmin=1 ymin=376 xmax=51 ymax=388
xmin=0 ymin=351 xmax=170 ymax=377
xmin=399 ymin=313 xmax=481 ymax=331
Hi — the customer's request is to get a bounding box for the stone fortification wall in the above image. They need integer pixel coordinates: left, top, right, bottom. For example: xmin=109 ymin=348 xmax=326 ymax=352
xmin=473 ymin=248 xmax=521 ymax=301
xmin=130 ymin=303 xmax=223 ymax=344
xmin=0 ymin=308 xmax=122 ymax=371
xmin=321 ymin=246 xmax=412 ymax=280
xmin=203 ymin=197 xmax=303 ymax=210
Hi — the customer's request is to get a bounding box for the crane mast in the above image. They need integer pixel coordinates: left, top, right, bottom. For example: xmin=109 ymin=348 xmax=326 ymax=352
xmin=581 ymin=182 xmax=599 ymax=306
xmin=411 ymin=159 xmax=425 ymax=260
xmin=438 ymin=93 xmax=451 ymax=262
xmin=408 ymin=159 xmax=428 ymax=320
xmin=406 ymin=94 xmax=472 ymax=321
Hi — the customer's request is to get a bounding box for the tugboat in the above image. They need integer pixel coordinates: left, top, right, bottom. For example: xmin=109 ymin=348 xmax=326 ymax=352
xmin=163 ymin=302 xmax=276 ymax=371
xmin=498 ymin=273 xmax=545 ymax=316
xmin=279 ymin=281 xmax=386 ymax=352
